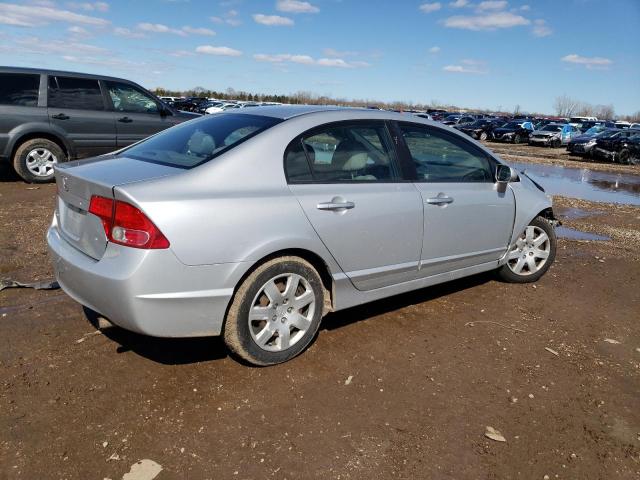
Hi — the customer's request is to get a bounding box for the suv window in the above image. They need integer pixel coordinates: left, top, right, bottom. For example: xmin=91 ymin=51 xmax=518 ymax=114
xmin=106 ymin=81 xmax=159 ymax=114
xmin=0 ymin=73 xmax=40 ymax=107
xmin=285 ymin=122 xmax=399 ymax=183
xmin=48 ymin=76 xmax=104 ymax=110
xmin=399 ymin=124 xmax=493 ymax=182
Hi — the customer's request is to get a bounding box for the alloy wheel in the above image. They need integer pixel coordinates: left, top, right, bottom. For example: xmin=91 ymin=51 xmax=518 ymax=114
xmin=25 ymin=148 xmax=57 ymax=177
xmin=248 ymin=273 xmax=316 ymax=352
xmin=506 ymin=225 xmax=551 ymax=276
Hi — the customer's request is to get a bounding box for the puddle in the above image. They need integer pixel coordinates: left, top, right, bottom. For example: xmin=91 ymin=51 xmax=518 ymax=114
xmin=556 ymin=226 xmax=611 ymax=241
xmin=508 ymin=161 xmax=640 ymax=205
xmin=557 ymin=207 xmax=603 ymax=220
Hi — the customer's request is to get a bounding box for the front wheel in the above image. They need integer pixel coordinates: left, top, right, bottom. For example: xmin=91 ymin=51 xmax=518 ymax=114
xmin=513 ymin=134 xmax=522 ymax=144
xmin=479 ymin=131 xmax=488 ymax=141
xmin=223 ymin=256 xmax=324 ymax=366
xmin=498 ymin=216 xmax=556 ymax=283
xmin=618 ymin=149 xmax=630 ymax=164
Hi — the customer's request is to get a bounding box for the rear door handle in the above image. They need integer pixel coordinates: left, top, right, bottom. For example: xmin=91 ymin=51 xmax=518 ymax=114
xmin=118 ymin=117 xmax=133 ymax=123
xmin=426 ymin=196 xmax=454 ymax=205
xmin=317 ymin=201 xmax=355 ymax=211
xmin=51 ymin=113 xmax=69 ymax=120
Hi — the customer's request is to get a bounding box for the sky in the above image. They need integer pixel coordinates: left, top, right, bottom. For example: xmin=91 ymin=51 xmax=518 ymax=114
xmin=1 ymin=0 xmax=639 ymax=115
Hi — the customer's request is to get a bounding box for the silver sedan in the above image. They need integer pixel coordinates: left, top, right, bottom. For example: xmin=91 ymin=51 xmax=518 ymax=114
xmin=48 ymin=106 xmax=557 ymax=365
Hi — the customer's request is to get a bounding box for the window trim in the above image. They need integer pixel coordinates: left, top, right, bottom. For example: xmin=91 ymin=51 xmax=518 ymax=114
xmin=283 ymin=119 xmax=408 ymax=185
xmin=394 ymin=121 xmax=498 ymax=184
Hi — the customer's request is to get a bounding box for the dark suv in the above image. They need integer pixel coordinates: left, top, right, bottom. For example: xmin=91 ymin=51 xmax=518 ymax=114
xmin=0 ymin=67 xmax=198 ymax=182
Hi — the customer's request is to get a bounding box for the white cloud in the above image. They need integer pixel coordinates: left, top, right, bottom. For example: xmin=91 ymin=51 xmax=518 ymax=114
xmin=443 ymin=63 xmax=487 ymax=74
xmin=520 ymin=4 xmax=530 ymax=11
xmin=429 ymin=46 xmax=441 ymax=54
xmin=252 ymin=13 xmax=294 ymax=26
xmin=0 ymin=3 xmax=110 ymax=27
xmin=14 ymin=36 xmax=108 ymax=54
xmin=182 ymin=25 xmax=216 ymax=35
xmin=276 ymin=0 xmax=319 ymax=13
xmin=449 ymin=0 xmax=468 ymax=7
xmin=419 ymin=2 xmax=442 ymax=13
xmin=67 ymin=25 xmax=90 ymax=36
xmin=254 ymin=52 xmax=370 ymax=68
xmin=168 ymin=49 xmax=195 ymax=57
xmin=476 ymin=0 xmax=507 ymax=10
xmin=113 ymin=26 xmax=145 ymax=38
xmin=532 ymin=18 xmax=551 ymax=37
xmin=444 ymin=11 xmax=530 ymax=30
xmin=137 ymin=22 xmax=186 ymax=35
xmin=196 ymin=44 xmax=243 ymax=56
xmin=210 ymin=9 xmax=241 ymax=26
xmin=67 ymin=1 xmax=109 ymax=12
xmin=323 ymin=48 xmax=358 ymax=57
xmin=561 ymin=53 xmax=612 ymax=69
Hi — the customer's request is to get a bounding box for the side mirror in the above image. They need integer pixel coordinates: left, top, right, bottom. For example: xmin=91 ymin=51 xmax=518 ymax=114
xmin=496 ymin=164 xmax=516 ymax=193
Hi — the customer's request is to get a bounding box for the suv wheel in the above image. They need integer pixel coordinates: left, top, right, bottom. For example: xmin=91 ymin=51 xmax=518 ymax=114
xmin=224 ymin=256 xmax=324 ymax=366
xmin=13 ymin=138 xmax=66 ymax=183
xmin=498 ymin=216 xmax=556 ymax=283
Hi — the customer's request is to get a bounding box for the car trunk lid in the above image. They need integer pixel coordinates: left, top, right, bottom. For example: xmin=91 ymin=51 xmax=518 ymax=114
xmin=54 ymin=156 xmax=182 ymax=260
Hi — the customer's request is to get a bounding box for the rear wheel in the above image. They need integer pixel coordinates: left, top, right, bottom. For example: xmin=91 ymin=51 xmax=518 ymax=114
xmin=223 ymin=256 xmax=324 ymax=366
xmin=498 ymin=216 xmax=556 ymax=283
xmin=618 ymin=149 xmax=630 ymax=164
xmin=13 ymin=138 xmax=66 ymax=183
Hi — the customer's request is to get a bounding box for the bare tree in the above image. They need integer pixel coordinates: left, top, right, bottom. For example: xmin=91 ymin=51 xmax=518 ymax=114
xmin=513 ymin=104 xmax=521 ymax=115
xmin=553 ymin=94 xmax=579 ymax=117
xmin=593 ymin=104 xmax=615 ymax=120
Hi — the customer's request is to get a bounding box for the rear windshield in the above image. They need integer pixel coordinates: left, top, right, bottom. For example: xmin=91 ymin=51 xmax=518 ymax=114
xmin=123 ymin=113 xmax=281 ymax=168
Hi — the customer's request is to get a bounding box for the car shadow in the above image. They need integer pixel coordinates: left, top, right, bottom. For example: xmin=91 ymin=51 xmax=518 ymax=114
xmin=83 ymin=272 xmax=495 ymax=366
xmin=0 ymin=163 xmax=21 ymax=182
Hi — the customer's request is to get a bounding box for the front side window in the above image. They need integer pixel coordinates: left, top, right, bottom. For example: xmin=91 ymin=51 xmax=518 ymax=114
xmin=123 ymin=113 xmax=281 ymax=168
xmin=285 ymin=122 xmax=399 ymax=183
xmin=399 ymin=124 xmax=493 ymax=183
xmin=48 ymin=76 xmax=104 ymax=110
xmin=0 ymin=73 xmax=40 ymax=107
xmin=106 ymin=81 xmax=159 ymax=114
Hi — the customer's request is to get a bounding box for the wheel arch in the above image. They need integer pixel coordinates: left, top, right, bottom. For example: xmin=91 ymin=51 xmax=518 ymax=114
xmin=10 ymin=130 xmax=72 ymax=162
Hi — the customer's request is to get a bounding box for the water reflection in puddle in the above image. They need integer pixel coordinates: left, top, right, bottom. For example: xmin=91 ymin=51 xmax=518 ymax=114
xmin=556 ymin=226 xmax=611 ymax=241
xmin=508 ymin=161 xmax=640 ymax=205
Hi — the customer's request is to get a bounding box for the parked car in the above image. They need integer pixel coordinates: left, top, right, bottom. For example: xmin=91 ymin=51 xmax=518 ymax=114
xmin=614 ymin=134 xmax=640 ymax=164
xmin=441 ymin=114 xmax=475 ymax=126
xmin=592 ymin=129 xmax=640 ymax=161
xmin=0 ymin=67 xmax=199 ymax=183
xmin=48 ymin=106 xmax=558 ymax=365
xmin=491 ymin=120 xmax=534 ymax=143
xmin=455 ymin=118 xmax=502 ymax=141
xmin=566 ymin=127 xmax=616 ymax=157
xmin=528 ymin=123 xmax=581 ymax=148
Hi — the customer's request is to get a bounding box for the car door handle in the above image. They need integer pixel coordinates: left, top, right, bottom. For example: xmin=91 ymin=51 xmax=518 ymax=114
xmin=426 ymin=196 xmax=454 ymax=205
xmin=118 ymin=117 xmax=133 ymax=123
xmin=317 ymin=201 xmax=355 ymax=211
xmin=51 ymin=113 xmax=69 ymax=120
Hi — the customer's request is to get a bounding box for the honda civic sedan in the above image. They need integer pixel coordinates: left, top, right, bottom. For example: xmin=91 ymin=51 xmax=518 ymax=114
xmin=48 ymin=106 xmax=558 ymax=365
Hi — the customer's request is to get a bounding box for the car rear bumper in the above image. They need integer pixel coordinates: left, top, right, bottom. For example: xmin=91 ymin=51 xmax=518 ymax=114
xmin=47 ymin=217 xmax=248 ymax=338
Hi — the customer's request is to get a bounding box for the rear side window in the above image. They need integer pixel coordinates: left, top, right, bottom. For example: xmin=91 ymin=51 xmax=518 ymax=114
xmin=399 ymin=124 xmax=493 ymax=182
xmin=285 ymin=122 xmax=400 ymax=183
xmin=0 ymin=73 xmax=39 ymax=107
xmin=48 ymin=76 xmax=104 ymax=110
xmin=123 ymin=113 xmax=281 ymax=168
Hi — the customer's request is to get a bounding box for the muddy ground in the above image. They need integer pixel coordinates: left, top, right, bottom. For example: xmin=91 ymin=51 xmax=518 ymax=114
xmin=0 ymin=148 xmax=639 ymax=480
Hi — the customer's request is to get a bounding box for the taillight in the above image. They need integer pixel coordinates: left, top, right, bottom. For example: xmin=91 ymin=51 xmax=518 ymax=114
xmin=88 ymin=195 xmax=169 ymax=249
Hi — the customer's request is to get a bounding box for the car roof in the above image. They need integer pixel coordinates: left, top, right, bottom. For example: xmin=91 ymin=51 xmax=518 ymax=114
xmin=233 ymin=104 xmax=416 ymax=122
xmin=0 ymin=65 xmax=137 ymax=84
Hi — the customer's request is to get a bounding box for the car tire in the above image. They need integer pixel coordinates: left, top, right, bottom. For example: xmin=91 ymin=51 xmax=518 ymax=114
xmin=497 ymin=216 xmax=556 ymax=284
xmin=13 ymin=138 xmax=66 ymax=183
xmin=618 ymin=149 xmax=630 ymax=164
xmin=223 ymin=256 xmax=325 ymax=366
xmin=479 ymin=132 xmax=488 ymax=141
xmin=551 ymin=139 xmax=561 ymax=148
xmin=513 ymin=134 xmax=521 ymax=144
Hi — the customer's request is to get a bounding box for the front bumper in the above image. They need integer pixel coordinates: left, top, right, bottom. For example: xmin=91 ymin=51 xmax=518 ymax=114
xmin=529 ymin=136 xmax=554 ymax=145
xmin=593 ymin=147 xmax=615 ymax=161
xmin=47 ymin=219 xmax=249 ymax=337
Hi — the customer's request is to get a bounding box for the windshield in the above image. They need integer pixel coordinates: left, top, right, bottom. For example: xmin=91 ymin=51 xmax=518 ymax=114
xmin=444 ymin=115 xmax=460 ymax=120
xmin=541 ymin=125 xmax=563 ymax=132
xmin=585 ymin=126 xmax=605 ymax=135
xmin=502 ymin=122 xmax=521 ymax=128
xmin=468 ymin=120 xmax=488 ymax=127
xmin=123 ymin=113 xmax=281 ymax=168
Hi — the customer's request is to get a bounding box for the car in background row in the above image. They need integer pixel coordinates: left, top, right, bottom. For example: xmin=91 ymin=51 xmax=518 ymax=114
xmin=0 ymin=67 xmax=198 ymax=183
xmin=454 ymin=118 xmax=503 ymax=141
xmin=566 ymin=126 xmax=615 ymax=157
xmin=528 ymin=123 xmax=581 ymax=148
xmin=441 ymin=114 xmax=476 ymax=126
xmin=491 ymin=121 xmax=534 ymax=144
xmin=592 ymin=129 xmax=640 ymax=162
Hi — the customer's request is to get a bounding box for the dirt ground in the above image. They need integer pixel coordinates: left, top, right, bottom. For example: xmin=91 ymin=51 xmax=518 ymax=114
xmin=1 ymin=149 xmax=639 ymax=480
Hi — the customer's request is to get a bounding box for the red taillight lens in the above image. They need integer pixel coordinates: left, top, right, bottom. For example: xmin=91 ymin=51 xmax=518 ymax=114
xmin=88 ymin=195 xmax=169 ymax=249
